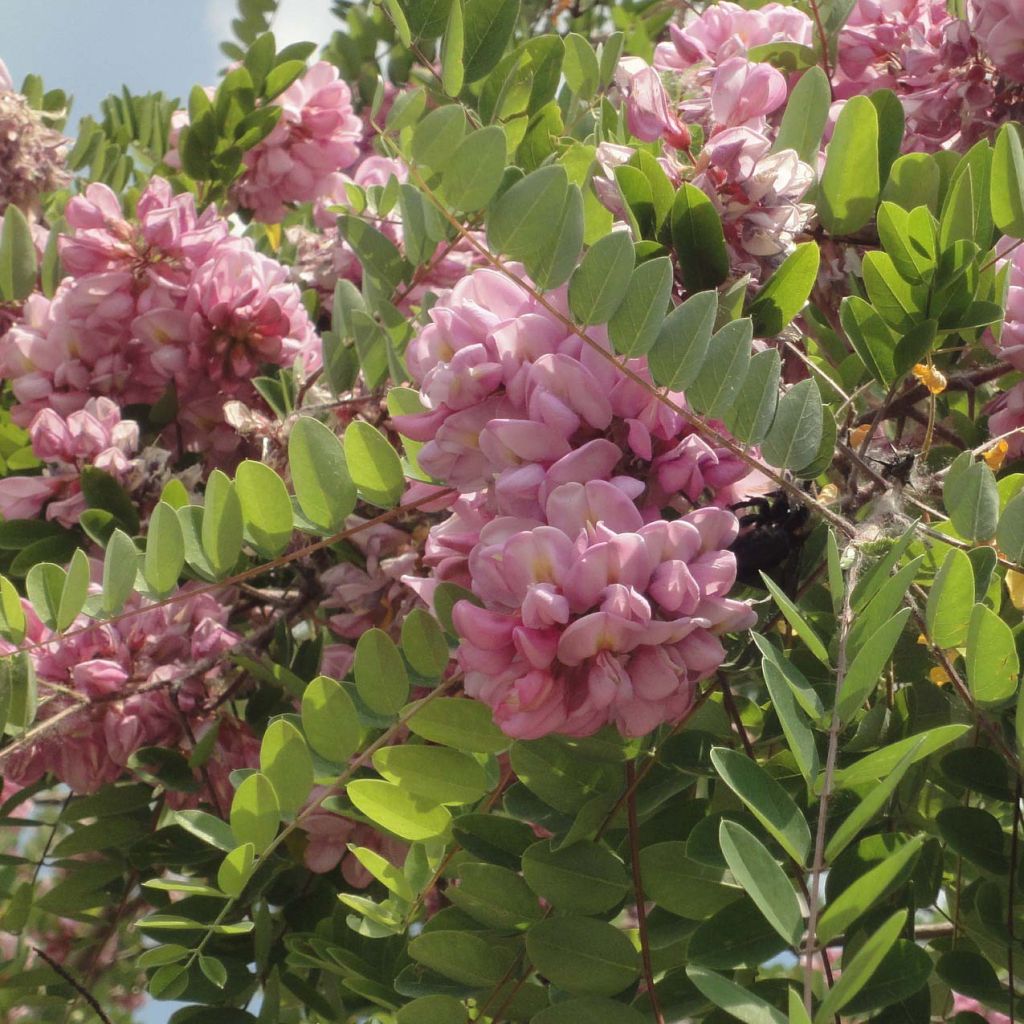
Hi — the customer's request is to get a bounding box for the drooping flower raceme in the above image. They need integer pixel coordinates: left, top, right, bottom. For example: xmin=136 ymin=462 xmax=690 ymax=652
xmin=234 ymin=61 xmax=364 ymax=223
xmin=452 ymin=482 xmax=756 ymax=738
xmin=0 ymin=397 xmax=140 ymax=526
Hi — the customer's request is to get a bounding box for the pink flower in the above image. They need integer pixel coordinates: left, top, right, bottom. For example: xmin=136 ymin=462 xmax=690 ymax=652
xmin=234 ymin=62 xmax=364 ymax=223
xmin=971 ymin=0 xmax=1024 ymax=81
xmin=654 ymin=2 xmax=813 ymax=69
xmin=710 ymin=58 xmax=787 ymax=128
xmin=451 ymin=484 xmax=755 ymax=739
xmin=615 ymin=58 xmax=691 ymax=150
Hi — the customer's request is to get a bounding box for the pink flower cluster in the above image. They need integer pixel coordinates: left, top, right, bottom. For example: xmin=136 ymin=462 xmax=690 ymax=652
xmin=395 ymin=265 xmax=757 ymax=738
xmin=0 ymin=397 xmax=139 ymax=526
xmin=970 ymin=0 xmax=1024 ymax=83
xmin=395 ymin=266 xmax=749 ymax=518
xmin=234 ymin=61 xmax=364 ymax=223
xmin=2 ymin=585 xmax=241 ymax=800
xmin=454 ymin=482 xmax=755 ymax=738
xmin=0 ymin=177 xmax=319 ymax=464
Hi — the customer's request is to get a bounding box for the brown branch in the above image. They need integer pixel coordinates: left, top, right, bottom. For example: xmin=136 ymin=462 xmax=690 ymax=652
xmin=32 ymin=947 xmax=113 ymax=1024
xmin=626 ymin=762 xmax=665 ymax=1024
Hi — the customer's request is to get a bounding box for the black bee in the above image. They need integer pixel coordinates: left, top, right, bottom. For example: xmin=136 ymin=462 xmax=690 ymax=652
xmin=728 ymin=490 xmax=812 ymax=589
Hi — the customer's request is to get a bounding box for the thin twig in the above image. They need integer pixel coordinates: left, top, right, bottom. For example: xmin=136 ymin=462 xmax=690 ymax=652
xmin=32 ymin=947 xmax=113 ymax=1024
xmin=804 ymin=552 xmax=859 ymax=1015
xmin=626 ymin=762 xmax=665 ymax=1024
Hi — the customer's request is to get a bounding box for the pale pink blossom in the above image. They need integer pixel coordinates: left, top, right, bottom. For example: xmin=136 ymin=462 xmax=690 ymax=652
xmin=615 ymin=58 xmax=691 ymax=149
xmin=234 ymin=62 xmax=364 ymax=222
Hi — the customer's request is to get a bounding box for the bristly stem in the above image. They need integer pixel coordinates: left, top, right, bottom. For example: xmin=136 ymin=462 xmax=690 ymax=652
xmin=626 ymin=762 xmax=665 ymax=1024
xmin=803 ymin=552 xmax=859 ymax=1015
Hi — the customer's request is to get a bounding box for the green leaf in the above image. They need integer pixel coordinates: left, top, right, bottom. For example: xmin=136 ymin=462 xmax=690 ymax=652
xmin=401 ymin=609 xmax=450 ymax=678
xmin=531 ymin=999 xmax=646 ymax=1024
xmin=441 ymin=125 xmax=506 ymax=210
xmin=719 ymin=820 xmax=803 ymax=945
xmin=760 ymin=573 xmax=830 ymax=667
xmin=349 ymin=844 xmax=414 ymax=900
xmin=762 ymin=657 xmax=819 ymax=787
xmin=448 ymin=861 xmax=541 ymax=928
xmin=201 ymin=469 xmax=243 ymax=578
xmin=563 ymin=33 xmax=600 ymax=100
xmin=840 ymin=295 xmax=896 ymax=386
xmin=835 ymin=609 xmax=911 ymax=723
xmin=939 ymin=165 xmax=977 ymax=250
xmin=344 ymin=420 xmax=405 ymax=508
xmin=527 ymin=183 xmax=584 ymax=290
xmin=0 ymin=205 xmax=37 ymax=301
xmin=80 ymin=465 xmax=140 ymax=533
xmin=992 ymin=123 xmax=1024 ymax=237
xmin=337 ymin=216 xmax=411 ymax=292
xmin=525 ymin=917 xmax=639 ymax=997
xmin=406 ymin=696 xmax=509 ymax=753
xmin=487 ymin=164 xmax=569 ymax=261
xmin=568 ymin=231 xmax=635 ymax=326
xmin=938 ymin=805 xmax=1009 ymax=874
xmin=0 ymin=574 xmax=26 ymax=643
xmin=688 ymin=895 xmax=790 ymax=970
xmin=863 ymin=251 xmax=924 ymax=334
xmin=671 ymin=183 xmax=730 ymax=292
xmin=710 ymin=747 xmax=812 ymax=864
xmin=100 ymin=529 xmax=138 ymax=617
xmin=836 ymin=725 xmax=968 ymax=788
xmin=235 ymin=460 xmax=293 ymax=557
xmin=844 ymin=941 xmax=932 ymax=1015
xmin=943 ymin=457 xmax=998 ymax=541
xmin=55 ymin=547 xmax=89 ymax=632
xmin=217 ymin=842 xmax=255 ymax=898
xmin=818 ymin=95 xmax=880 ymax=235
xmin=230 ymin=772 xmax=279 ymax=854
xmin=288 ymin=416 xmax=356 ymax=532
xmin=686 ymin=966 xmax=787 ymax=1024
xmin=354 ymin=628 xmax=410 ymax=716
xmin=408 ymin=930 xmax=514 ymax=987
xmin=925 ymin=548 xmax=974 ymax=647
xmin=749 ymin=242 xmax=820 ymax=338
xmin=771 ymin=66 xmax=831 ymax=165
xmin=883 ymin=153 xmax=940 ymax=213
xmin=462 ymin=0 xmax=519 ymax=83
xmin=966 ymin=603 xmax=1019 ymax=705
xmin=0 ymin=652 xmax=36 ymax=735
xmin=647 ymin=290 xmax=719 ymax=391
xmin=997 ymin=488 xmax=1024 ymax=565
xmin=813 ymin=911 xmax=906 ymax=1024
xmin=817 ymin=835 xmax=923 ymax=944
xmin=825 ymin=741 xmax=924 ymax=861
xmin=347 ymin=779 xmax=451 ymax=840
xmin=198 ymin=955 xmax=228 ymax=990
xmin=260 ymin=719 xmax=314 ymax=816
xmin=372 ymin=745 xmax=488 ymax=805
xmin=876 ymin=201 xmax=932 ymax=284
xmin=142 ymin=499 xmax=184 ymax=598
xmin=723 ymin=349 xmax=781 ymax=446
xmin=868 ymin=88 xmax=905 ymax=186
xmin=608 ymin=256 xmax=673 ymax=356
xmin=761 ymin=378 xmax=824 ymax=470
xmin=521 ymin=839 xmax=630 ymax=914
xmin=301 ymin=675 xmax=360 ymax=764
xmin=174 ymin=809 xmax=235 ymax=852
xmin=411 ymin=105 xmax=467 ymax=174
xmin=25 ymin=561 xmax=65 ymax=630
xmin=440 ymin=0 xmax=465 ymax=96
xmin=686 ymin=317 xmax=753 ymax=418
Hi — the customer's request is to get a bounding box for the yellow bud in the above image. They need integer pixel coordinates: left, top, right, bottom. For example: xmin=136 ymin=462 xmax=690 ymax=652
xmin=929 ymin=666 xmax=951 ymax=686
xmin=849 ymin=424 xmax=872 ymax=448
xmin=912 ymin=362 xmax=947 ymax=395
xmin=983 ymin=439 xmax=1009 ymax=472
